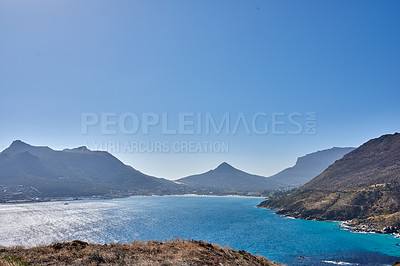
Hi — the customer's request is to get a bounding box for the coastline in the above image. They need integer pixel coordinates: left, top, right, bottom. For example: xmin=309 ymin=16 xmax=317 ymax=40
xmin=258 ymin=205 xmax=400 ymax=237
xmin=0 ymin=193 xmax=265 ymax=204
xmin=160 ymin=194 xmax=265 ymax=198
xmin=339 ymin=220 xmax=400 ymax=236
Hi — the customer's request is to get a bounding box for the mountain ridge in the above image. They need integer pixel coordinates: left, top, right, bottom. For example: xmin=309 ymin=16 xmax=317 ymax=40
xmin=0 ymin=140 xmax=183 ymax=199
xmin=301 ymin=133 xmax=400 ymax=191
xmin=0 ymin=140 xmax=358 ymax=201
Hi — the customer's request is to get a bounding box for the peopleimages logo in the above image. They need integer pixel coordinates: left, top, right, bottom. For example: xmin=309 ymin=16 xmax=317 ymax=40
xmin=81 ymin=112 xmax=317 ymax=153
xmin=81 ymin=112 xmax=317 ymax=136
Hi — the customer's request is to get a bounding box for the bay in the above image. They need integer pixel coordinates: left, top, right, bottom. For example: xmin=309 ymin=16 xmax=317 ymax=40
xmin=0 ymin=196 xmax=399 ymax=265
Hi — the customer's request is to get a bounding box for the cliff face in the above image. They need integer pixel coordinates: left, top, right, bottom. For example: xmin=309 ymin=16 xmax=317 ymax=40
xmin=0 ymin=240 xmax=282 ymax=266
xmin=259 ymin=133 xmax=400 ymax=233
xmin=265 ymin=147 xmax=354 ymax=187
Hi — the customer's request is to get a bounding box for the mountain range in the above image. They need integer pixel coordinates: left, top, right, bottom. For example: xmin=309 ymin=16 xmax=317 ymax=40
xmin=0 ymin=140 xmax=181 ymax=198
xmin=259 ymin=133 xmax=400 ymax=233
xmin=0 ymin=140 xmax=354 ymax=201
xmin=177 ymin=148 xmax=354 ymax=191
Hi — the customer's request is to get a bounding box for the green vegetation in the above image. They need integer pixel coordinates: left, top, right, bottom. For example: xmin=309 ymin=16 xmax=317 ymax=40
xmin=2 ymin=255 xmax=28 ymax=266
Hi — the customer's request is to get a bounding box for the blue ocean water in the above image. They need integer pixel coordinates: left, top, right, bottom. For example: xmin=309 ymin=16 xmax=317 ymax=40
xmin=0 ymin=196 xmax=399 ymax=265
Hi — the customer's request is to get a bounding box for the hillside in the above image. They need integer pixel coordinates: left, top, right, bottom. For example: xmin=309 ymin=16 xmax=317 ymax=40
xmin=266 ymin=147 xmax=354 ymax=187
xmin=259 ymin=133 xmax=400 ymax=233
xmin=301 ymin=133 xmax=400 ymax=191
xmin=0 ymin=239 xmax=282 ymax=266
xmin=0 ymin=140 xmax=184 ymax=200
xmin=177 ymin=162 xmax=282 ymax=192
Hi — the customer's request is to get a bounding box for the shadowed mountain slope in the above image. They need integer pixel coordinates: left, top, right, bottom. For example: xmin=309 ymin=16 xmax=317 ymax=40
xmin=0 ymin=140 xmax=181 ymax=198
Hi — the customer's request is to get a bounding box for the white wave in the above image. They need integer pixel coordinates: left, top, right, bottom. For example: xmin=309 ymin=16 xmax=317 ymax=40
xmin=322 ymin=260 xmax=358 ymax=265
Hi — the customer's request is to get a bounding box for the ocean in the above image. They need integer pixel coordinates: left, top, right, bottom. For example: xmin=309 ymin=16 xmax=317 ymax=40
xmin=0 ymin=196 xmax=399 ymax=265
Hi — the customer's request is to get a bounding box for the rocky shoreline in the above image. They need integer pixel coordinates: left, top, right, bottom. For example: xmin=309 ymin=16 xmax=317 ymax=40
xmin=0 ymin=193 xmax=264 ymax=204
xmin=259 ymin=206 xmax=400 ymax=237
xmin=340 ymin=220 xmax=400 ymax=236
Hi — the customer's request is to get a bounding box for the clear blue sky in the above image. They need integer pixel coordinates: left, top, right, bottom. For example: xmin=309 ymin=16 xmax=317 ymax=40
xmin=0 ymin=0 xmax=399 ymax=179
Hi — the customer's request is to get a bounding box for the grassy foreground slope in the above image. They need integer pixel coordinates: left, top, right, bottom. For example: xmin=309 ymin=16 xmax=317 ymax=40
xmin=259 ymin=133 xmax=400 ymax=233
xmin=0 ymin=239 xmax=282 ymax=266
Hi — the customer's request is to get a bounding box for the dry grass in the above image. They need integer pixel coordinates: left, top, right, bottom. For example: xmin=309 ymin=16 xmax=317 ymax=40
xmin=0 ymin=239 xmax=283 ymax=266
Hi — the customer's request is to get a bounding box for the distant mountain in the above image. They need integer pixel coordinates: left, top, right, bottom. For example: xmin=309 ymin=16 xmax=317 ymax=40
xmin=0 ymin=140 xmax=362 ymax=201
xmin=260 ymin=133 xmax=400 ymax=233
xmin=266 ymin=147 xmax=355 ymax=187
xmin=0 ymin=140 xmax=182 ymax=199
xmin=176 ymin=147 xmax=354 ymax=193
xmin=177 ymin=162 xmax=282 ymax=192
